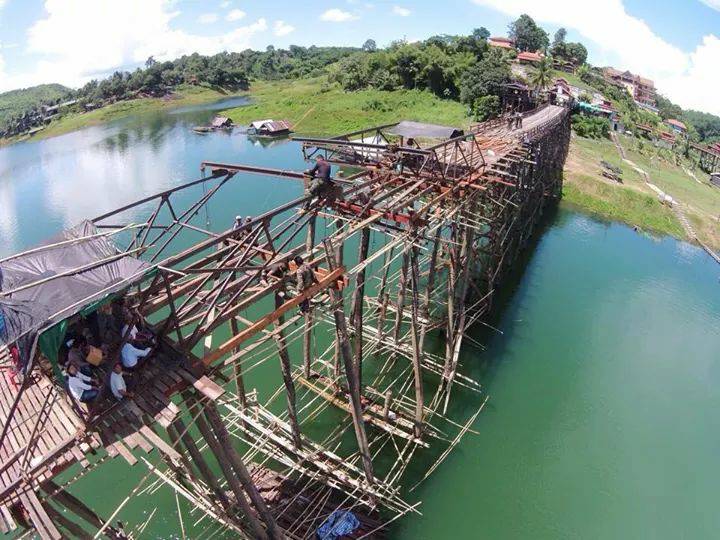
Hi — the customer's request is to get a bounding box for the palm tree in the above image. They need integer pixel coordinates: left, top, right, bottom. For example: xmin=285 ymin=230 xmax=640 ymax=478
xmin=576 ymin=63 xmax=591 ymax=82
xmin=531 ymin=57 xmax=553 ymax=91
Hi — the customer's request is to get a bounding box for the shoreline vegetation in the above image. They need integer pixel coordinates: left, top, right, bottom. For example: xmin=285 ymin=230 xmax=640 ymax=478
xmin=2 ymin=77 xmax=719 ymax=250
xmin=2 ymin=77 xmax=720 ymax=249
xmin=0 ymin=84 xmax=232 ymax=145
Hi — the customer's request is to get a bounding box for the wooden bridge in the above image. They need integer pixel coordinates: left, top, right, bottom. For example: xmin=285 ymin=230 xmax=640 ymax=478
xmin=0 ymin=103 xmax=570 ymax=539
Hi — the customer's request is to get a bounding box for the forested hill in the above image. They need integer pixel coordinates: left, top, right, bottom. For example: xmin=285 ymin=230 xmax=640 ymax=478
xmin=0 ymin=83 xmax=73 ymax=126
xmin=0 ymin=46 xmax=358 ymax=138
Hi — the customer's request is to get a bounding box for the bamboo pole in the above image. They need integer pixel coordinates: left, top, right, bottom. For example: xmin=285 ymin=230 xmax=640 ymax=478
xmin=323 ymin=240 xmax=375 ymax=486
xmin=392 ymin=251 xmax=410 ymax=347
xmin=303 ymin=214 xmax=317 ymax=378
xmin=171 ymin=417 xmax=233 ymax=511
xmin=203 ymin=403 xmax=286 ymax=540
xmin=350 ymin=227 xmax=371 ymax=387
xmin=229 ymin=318 xmax=248 ymax=408
xmin=408 ymin=244 xmax=424 ymax=438
xmin=190 ymin=399 xmax=269 ymax=540
xmin=272 ymin=290 xmax=303 ymax=450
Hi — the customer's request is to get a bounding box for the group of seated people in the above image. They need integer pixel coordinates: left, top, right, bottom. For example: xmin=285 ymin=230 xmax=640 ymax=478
xmin=61 ymin=297 xmax=155 ymax=404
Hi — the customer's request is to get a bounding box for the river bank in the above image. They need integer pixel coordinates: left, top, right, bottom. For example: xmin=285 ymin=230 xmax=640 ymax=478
xmin=563 ymin=134 xmax=720 ymax=249
xmin=2 ymin=89 xmax=720 ymax=540
xmin=0 ymin=84 xmax=234 ymax=146
xmin=221 ymin=78 xmax=470 ymax=136
xmin=219 ymin=78 xmax=720 ymax=249
xmin=4 ymin=75 xmax=719 ymax=250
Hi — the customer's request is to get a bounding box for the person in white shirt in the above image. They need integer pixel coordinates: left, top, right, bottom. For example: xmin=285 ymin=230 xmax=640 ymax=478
xmin=67 ymin=364 xmax=99 ymax=402
xmin=122 ymin=322 xmax=138 ymax=341
xmin=109 ymin=363 xmax=132 ymax=400
xmin=121 ymin=341 xmax=151 ymax=369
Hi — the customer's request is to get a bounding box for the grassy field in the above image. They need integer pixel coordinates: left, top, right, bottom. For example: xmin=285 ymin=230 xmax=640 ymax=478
xmin=4 ymin=73 xmax=717 ymax=248
xmin=564 ymin=134 xmax=720 ymax=248
xmin=221 ymin=78 xmax=470 ymax=136
xmin=1 ymin=84 xmax=231 ymax=145
xmin=550 ymin=70 xmax=597 ymax=94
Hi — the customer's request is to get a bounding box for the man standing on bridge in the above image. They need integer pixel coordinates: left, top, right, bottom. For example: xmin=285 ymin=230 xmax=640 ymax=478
xmin=514 ymin=111 xmax=523 ymax=129
xmin=303 ymin=155 xmax=332 ymax=208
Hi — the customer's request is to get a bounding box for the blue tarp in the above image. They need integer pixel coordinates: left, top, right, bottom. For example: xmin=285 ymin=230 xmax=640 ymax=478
xmin=316 ymin=510 xmax=360 ymax=540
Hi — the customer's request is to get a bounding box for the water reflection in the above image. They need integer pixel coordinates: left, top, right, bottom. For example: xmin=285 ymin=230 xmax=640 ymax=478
xmin=0 ymin=95 xmax=303 ymax=257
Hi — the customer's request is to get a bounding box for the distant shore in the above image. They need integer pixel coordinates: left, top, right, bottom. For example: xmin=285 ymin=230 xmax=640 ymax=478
xmin=0 ymin=84 xmax=235 ymax=146
xmin=4 ymin=76 xmax=718 ymax=251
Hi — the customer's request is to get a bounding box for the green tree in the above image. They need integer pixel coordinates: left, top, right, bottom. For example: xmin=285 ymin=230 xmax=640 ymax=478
xmin=530 ymin=57 xmax=553 ymax=91
xmin=473 ymin=95 xmax=500 ymax=121
xmin=473 ymin=27 xmax=490 ymax=41
xmin=390 ymin=44 xmax=424 ymax=89
xmin=552 ymin=28 xmax=566 ymax=48
xmin=564 ymin=42 xmax=588 ymax=64
xmin=576 ymin=63 xmax=591 ymax=82
xmin=508 ymin=14 xmax=549 ymax=52
xmin=571 ymin=114 xmax=609 ymax=138
xmin=459 ymin=47 xmax=511 ymax=105
xmin=362 ymin=39 xmax=377 ymax=52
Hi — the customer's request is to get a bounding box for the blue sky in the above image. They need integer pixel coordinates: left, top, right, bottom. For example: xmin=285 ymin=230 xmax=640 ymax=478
xmin=1 ymin=1 xmax=719 ymax=114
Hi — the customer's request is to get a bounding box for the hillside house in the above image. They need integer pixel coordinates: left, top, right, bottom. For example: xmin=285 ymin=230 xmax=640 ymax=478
xmin=488 ymin=36 xmax=514 ymax=50
xmin=516 ymin=51 xmax=543 ymax=64
xmin=603 ymin=67 xmax=656 ymax=108
xmin=665 ymin=119 xmax=687 ymax=135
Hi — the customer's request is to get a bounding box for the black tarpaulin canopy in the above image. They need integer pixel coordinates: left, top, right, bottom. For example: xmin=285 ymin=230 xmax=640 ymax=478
xmin=0 ymin=220 xmax=152 ymax=369
xmin=387 ymin=121 xmax=464 ymax=140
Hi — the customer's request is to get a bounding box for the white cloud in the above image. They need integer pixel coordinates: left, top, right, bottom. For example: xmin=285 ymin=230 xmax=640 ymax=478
xmin=220 ymin=0 xmax=231 ymax=7
xmin=273 ymin=20 xmax=295 ymax=37
xmin=392 ymin=5 xmax=411 ymax=16
xmin=226 ymin=9 xmax=246 ymax=22
xmin=320 ymin=8 xmax=359 ymax=22
xmin=472 ymin=0 xmax=720 ymax=115
xmin=699 ymin=0 xmax=720 ymax=11
xmin=0 ymin=0 xmax=268 ymax=91
xmin=198 ymin=12 xmax=218 ymax=24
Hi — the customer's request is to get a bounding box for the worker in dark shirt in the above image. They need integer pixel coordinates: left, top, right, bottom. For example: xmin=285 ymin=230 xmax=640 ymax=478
xmin=295 ymin=256 xmax=318 ymax=313
xmin=303 ymin=156 xmax=332 ymax=208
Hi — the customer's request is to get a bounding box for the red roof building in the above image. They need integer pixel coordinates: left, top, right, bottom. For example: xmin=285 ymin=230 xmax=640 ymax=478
xmin=665 ymin=119 xmax=687 ymax=133
xmin=517 ymin=51 xmax=543 ymax=64
xmin=488 ymin=37 xmax=514 ymax=49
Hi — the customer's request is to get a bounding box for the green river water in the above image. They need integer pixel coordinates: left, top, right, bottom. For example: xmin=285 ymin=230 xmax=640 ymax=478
xmin=1 ymin=98 xmax=720 ymax=539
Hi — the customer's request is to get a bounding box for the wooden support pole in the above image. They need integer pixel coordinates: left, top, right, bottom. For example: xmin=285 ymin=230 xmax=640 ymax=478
xmin=392 ymin=250 xmax=410 ymax=347
xmin=272 ymin=291 xmax=303 ymax=450
xmin=350 ymin=227 xmax=371 ymax=387
xmin=303 ymin=214 xmax=317 ymax=378
xmin=45 ymin=503 xmax=92 ymax=540
xmin=333 ymin=220 xmax=345 ymax=378
xmin=203 ymin=403 xmax=286 ymax=540
xmin=324 ymin=241 xmax=375 ymax=486
xmin=409 ymin=244 xmax=425 ymax=438
xmin=19 ymin=490 xmax=62 ymax=540
xmin=444 ymin=223 xmax=460 ymax=376
xmin=228 ymin=318 xmax=248 ymax=408
xmin=375 ymin=246 xmax=394 ymax=345
xmin=41 ymin=480 xmax=120 ymax=539
xmin=171 ymin=418 xmax=233 ymax=511
xmin=419 ymin=227 xmax=442 ymax=349
xmin=189 ymin=399 xmax=269 ymax=540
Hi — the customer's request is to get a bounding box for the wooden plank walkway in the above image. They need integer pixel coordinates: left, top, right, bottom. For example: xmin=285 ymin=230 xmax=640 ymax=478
xmin=0 ymin=342 xmax=220 ymax=522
